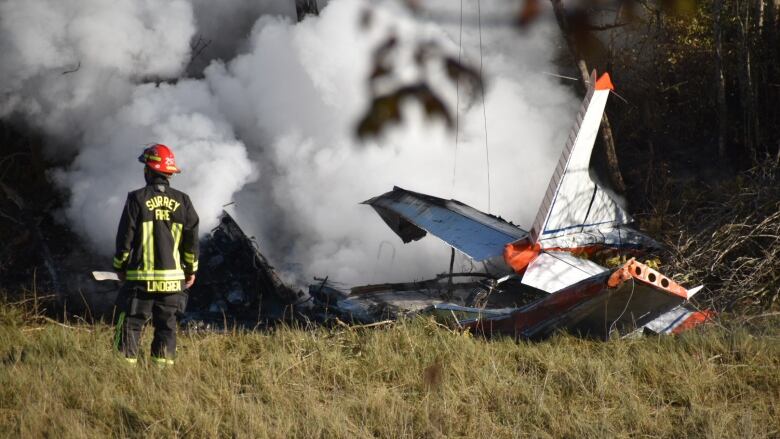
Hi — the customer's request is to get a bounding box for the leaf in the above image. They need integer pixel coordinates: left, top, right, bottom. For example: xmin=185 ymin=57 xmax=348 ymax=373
xmin=356 ymin=83 xmax=453 ymax=140
xmin=516 ymin=0 xmax=542 ymax=28
xmin=444 ymin=57 xmax=484 ymax=104
xmin=359 ymin=8 xmax=373 ymax=29
xmin=356 ymin=94 xmax=402 ymax=140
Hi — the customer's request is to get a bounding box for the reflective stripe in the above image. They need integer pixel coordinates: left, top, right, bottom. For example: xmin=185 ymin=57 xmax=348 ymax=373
xmin=124 ymin=358 xmax=138 ymax=364
xmin=142 ymin=221 xmax=154 ymax=271
xmin=144 ymin=154 xmax=162 ymax=162
xmin=114 ymin=311 xmax=126 ymax=351
xmin=142 ymin=222 xmax=148 ymax=270
xmin=171 ymin=223 xmax=183 ymax=270
xmin=183 ymin=251 xmax=198 ymax=272
xmin=126 ymin=269 xmax=185 ymax=281
xmin=113 ymin=252 xmax=130 ymax=270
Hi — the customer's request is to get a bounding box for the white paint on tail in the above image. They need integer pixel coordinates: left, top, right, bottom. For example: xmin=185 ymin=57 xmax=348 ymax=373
xmin=529 ymin=71 xmax=630 ymax=246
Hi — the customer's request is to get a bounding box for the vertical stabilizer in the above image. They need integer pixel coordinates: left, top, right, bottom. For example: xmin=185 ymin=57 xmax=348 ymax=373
xmin=529 ymin=71 xmax=629 ymax=245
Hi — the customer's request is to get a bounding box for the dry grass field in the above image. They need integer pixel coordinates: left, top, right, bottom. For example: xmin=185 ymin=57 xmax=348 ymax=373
xmin=1 ymin=296 xmax=778 ymax=438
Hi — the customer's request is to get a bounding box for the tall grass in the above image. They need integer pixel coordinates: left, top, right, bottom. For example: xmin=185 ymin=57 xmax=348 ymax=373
xmin=1 ymin=299 xmax=778 ymax=438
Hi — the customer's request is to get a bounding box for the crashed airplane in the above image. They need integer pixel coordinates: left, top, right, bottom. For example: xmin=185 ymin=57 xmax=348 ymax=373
xmin=311 ymin=71 xmax=712 ymax=339
xmin=95 ymin=71 xmax=710 ymax=339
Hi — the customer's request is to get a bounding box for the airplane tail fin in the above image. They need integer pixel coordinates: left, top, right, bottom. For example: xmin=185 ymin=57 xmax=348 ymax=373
xmin=528 ymin=71 xmax=630 ymax=245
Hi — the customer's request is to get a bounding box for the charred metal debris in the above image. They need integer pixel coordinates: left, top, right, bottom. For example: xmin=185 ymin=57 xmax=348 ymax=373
xmin=176 ymin=208 xmax=709 ymax=341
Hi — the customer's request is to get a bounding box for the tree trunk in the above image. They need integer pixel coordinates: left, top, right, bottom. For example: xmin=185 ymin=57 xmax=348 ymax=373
xmin=713 ymin=0 xmax=729 ymax=161
xmin=550 ymin=0 xmax=626 ymax=193
xmin=768 ymin=0 xmax=780 ymax=163
xmin=738 ymin=1 xmax=758 ymax=163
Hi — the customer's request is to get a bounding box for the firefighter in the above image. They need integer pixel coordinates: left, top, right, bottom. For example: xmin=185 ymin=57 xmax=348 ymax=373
xmin=112 ymin=144 xmax=199 ymax=365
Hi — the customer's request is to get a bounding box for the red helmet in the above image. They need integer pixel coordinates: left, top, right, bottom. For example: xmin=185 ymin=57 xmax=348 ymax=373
xmin=138 ymin=144 xmax=180 ymax=174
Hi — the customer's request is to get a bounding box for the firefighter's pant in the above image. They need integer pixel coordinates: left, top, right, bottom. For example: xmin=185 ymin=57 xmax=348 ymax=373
xmin=114 ymin=286 xmax=187 ymax=360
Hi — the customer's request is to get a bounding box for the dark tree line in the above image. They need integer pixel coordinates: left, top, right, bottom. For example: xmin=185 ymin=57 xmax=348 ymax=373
xmin=567 ymin=0 xmax=780 ymax=177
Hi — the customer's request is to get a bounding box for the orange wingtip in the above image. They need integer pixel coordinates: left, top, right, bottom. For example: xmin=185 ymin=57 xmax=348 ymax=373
xmin=595 ymin=72 xmax=614 ymax=91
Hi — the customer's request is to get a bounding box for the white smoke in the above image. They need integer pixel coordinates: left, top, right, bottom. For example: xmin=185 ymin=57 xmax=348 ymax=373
xmin=1 ymin=0 xmax=577 ymax=286
xmin=213 ymin=0 xmax=577 ymax=284
xmin=0 ymin=0 xmax=196 ymax=145
xmin=0 ymin=0 xmax=270 ymax=249
xmin=51 ymin=80 xmax=256 ymax=252
xmin=188 ymin=0 xmax=296 ymax=74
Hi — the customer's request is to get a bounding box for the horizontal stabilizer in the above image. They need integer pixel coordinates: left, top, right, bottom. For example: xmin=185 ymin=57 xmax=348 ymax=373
xmin=363 ymin=187 xmax=527 ymax=261
xmin=520 ymin=251 xmax=607 ymax=293
xmin=638 ymin=304 xmax=713 ymax=335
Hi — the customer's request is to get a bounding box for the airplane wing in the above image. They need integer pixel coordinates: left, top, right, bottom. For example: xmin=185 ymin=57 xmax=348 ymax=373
xmin=363 ymin=187 xmax=528 ymax=261
xmin=529 ymin=71 xmax=631 ymax=245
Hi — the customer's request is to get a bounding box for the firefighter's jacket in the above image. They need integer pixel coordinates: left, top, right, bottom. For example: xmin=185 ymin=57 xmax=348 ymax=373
xmin=113 ymin=177 xmax=199 ymax=292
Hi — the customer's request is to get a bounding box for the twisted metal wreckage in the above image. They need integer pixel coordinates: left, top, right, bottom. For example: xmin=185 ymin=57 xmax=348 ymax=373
xmin=96 ymin=71 xmax=712 ymax=339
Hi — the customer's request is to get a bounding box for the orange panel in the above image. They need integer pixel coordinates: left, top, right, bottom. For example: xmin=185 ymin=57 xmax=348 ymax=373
xmin=503 ymin=240 xmax=541 ymax=273
xmin=608 ymin=258 xmax=688 ymax=298
xmin=672 ymin=310 xmax=715 ymax=334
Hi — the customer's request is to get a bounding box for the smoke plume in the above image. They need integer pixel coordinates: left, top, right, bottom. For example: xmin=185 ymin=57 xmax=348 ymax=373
xmin=1 ymin=0 xmax=577 ymax=286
